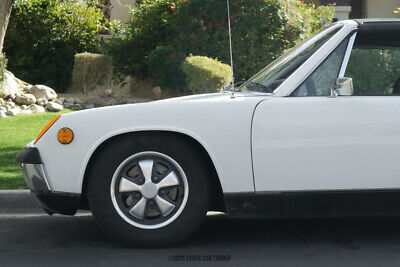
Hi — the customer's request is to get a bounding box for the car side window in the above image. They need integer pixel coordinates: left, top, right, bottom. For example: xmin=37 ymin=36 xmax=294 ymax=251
xmin=291 ymin=39 xmax=349 ymax=97
xmin=345 ymin=48 xmax=400 ymax=95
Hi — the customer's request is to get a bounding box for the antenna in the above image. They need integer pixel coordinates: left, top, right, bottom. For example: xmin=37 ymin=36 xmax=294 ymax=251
xmin=226 ymin=0 xmax=235 ymax=98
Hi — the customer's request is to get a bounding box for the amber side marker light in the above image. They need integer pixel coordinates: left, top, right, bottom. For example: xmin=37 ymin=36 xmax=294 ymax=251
xmin=34 ymin=115 xmax=62 ymax=144
xmin=57 ymin=128 xmax=74 ymax=144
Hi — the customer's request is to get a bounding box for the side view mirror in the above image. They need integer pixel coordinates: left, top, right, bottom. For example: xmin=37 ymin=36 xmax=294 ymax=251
xmin=330 ymin=77 xmax=353 ymax=97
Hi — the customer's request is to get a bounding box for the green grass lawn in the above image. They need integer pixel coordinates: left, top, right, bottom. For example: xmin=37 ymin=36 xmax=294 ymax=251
xmin=0 ymin=110 xmax=71 ymax=189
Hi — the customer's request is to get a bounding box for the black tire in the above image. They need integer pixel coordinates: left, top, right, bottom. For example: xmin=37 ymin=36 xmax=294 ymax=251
xmin=87 ymin=133 xmax=210 ymax=247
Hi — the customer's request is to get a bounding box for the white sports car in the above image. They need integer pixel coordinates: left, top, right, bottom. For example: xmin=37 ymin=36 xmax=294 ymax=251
xmin=17 ymin=19 xmax=400 ymax=246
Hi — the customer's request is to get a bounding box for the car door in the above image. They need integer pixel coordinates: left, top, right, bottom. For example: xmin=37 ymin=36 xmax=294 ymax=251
xmin=252 ymin=34 xmax=400 ymax=192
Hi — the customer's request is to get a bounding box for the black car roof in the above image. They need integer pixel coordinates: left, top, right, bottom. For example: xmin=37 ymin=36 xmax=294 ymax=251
xmin=354 ymin=18 xmax=400 ymax=29
xmin=350 ymin=19 xmax=400 ymax=47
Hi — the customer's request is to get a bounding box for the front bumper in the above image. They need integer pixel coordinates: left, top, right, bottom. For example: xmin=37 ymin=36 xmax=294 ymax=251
xmin=16 ymin=145 xmax=80 ymax=215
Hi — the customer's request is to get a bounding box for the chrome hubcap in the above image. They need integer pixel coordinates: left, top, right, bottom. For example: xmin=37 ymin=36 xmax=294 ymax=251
xmin=110 ymin=152 xmax=189 ymax=229
xmin=141 ymin=182 xmax=158 ymax=199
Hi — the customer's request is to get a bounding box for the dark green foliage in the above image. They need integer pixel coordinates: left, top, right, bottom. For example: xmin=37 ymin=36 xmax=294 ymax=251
xmin=107 ymin=0 xmax=334 ymax=87
xmin=0 ymin=55 xmax=7 ymax=87
xmin=345 ymin=49 xmax=400 ymax=95
xmin=4 ymin=0 xmax=104 ymax=92
xmin=147 ymin=46 xmax=186 ymax=90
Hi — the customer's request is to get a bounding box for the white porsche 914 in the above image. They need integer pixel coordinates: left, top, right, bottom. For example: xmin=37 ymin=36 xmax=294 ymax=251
xmin=16 ymin=19 xmax=400 ymax=246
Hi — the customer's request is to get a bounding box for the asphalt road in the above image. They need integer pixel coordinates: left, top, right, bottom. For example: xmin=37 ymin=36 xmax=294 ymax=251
xmin=2 ymin=213 xmax=400 ymax=266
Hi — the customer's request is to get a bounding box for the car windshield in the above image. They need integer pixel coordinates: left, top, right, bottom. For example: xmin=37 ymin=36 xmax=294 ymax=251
xmin=239 ymin=23 xmax=343 ymax=93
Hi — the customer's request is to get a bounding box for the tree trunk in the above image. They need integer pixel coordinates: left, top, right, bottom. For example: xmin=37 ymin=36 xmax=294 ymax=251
xmin=0 ymin=0 xmax=14 ymax=56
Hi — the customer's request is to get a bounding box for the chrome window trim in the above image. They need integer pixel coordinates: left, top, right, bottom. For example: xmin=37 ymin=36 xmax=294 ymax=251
xmin=273 ymin=20 xmax=358 ymax=97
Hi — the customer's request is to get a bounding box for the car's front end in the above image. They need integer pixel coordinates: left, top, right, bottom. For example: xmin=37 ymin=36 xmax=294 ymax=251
xmin=15 ymin=92 xmax=265 ymax=218
xmin=16 ymin=122 xmax=81 ymax=215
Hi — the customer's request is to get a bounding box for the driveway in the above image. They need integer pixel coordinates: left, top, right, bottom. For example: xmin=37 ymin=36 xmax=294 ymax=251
xmin=1 ymin=213 xmax=400 ymax=266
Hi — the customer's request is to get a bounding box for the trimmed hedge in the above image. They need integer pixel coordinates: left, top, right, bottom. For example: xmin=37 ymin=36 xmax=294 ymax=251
xmin=71 ymin=53 xmax=112 ymax=94
xmin=182 ymin=55 xmax=232 ymax=94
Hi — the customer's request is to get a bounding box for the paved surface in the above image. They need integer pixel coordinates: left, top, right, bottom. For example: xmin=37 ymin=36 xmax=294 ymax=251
xmin=0 ymin=190 xmax=41 ymax=213
xmin=2 ymin=213 xmax=400 ymax=266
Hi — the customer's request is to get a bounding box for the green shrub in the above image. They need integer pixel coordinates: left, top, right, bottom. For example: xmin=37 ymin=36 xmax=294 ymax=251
xmin=4 ymin=0 xmax=105 ymax=92
xmin=71 ymin=53 xmax=112 ymax=94
xmin=0 ymin=55 xmax=7 ymax=87
xmin=106 ymin=0 xmax=177 ymax=81
xmin=182 ymin=55 xmax=232 ymax=94
xmin=107 ymin=0 xmax=334 ymax=85
xmin=345 ymin=49 xmax=400 ymax=95
xmin=147 ymin=46 xmax=185 ymax=90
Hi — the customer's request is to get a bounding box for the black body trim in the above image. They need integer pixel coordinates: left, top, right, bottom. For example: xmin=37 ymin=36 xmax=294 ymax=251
xmin=15 ymin=147 xmax=42 ymax=164
xmin=224 ymin=190 xmax=400 ymax=219
xmin=32 ymin=191 xmax=80 ymax=216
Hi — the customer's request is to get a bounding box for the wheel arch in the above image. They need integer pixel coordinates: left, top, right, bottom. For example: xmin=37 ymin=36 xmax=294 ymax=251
xmin=79 ymin=130 xmax=225 ymax=212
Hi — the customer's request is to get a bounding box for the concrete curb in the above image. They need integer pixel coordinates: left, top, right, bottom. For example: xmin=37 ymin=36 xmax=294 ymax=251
xmin=0 ymin=190 xmax=43 ymax=214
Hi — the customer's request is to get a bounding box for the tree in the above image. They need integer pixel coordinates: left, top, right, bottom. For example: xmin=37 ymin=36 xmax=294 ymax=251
xmin=0 ymin=0 xmax=14 ymax=55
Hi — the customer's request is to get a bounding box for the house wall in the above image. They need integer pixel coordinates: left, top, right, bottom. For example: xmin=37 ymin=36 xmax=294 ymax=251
xmin=364 ymin=0 xmax=398 ymax=18
xmin=110 ymin=0 xmax=135 ymax=22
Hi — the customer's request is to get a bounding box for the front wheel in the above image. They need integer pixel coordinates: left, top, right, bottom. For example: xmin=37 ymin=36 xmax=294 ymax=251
xmin=87 ymin=134 xmax=210 ymax=247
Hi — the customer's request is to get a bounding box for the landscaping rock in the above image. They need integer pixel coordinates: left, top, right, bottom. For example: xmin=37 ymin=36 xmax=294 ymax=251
xmin=65 ymin=98 xmax=75 ymax=104
xmin=74 ymin=98 xmax=82 ymax=104
xmin=21 ymin=105 xmax=28 ymax=110
xmin=105 ymin=89 xmax=112 ymax=97
xmin=63 ymin=102 xmax=74 ymax=109
xmin=0 ymin=98 xmax=4 ymax=105
xmin=74 ymin=103 xmax=82 ymax=110
xmin=0 ymin=111 xmax=6 ymax=118
xmin=118 ymin=97 xmax=127 ymax=104
xmin=36 ymin=98 xmax=48 ymax=107
xmin=23 ymin=84 xmax=33 ymax=92
xmin=47 ymin=101 xmax=63 ymax=112
xmin=7 ymin=101 xmax=15 ymax=108
xmin=15 ymin=93 xmax=36 ymax=105
xmin=84 ymin=104 xmax=95 ymax=109
xmin=29 ymin=104 xmax=46 ymax=113
xmin=6 ymin=107 xmax=21 ymax=116
xmin=0 ymin=72 xmax=22 ymax=99
xmin=30 ymin=85 xmax=57 ymax=100
xmin=0 ymin=106 xmax=6 ymax=113
xmin=58 ymin=97 xmax=66 ymax=104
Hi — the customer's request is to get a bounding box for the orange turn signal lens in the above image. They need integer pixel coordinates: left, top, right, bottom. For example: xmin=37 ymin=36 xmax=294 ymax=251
xmin=57 ymin=128 xmax=74 ymax=145
xmin=34 ymin=115 xmax=62 ymax=144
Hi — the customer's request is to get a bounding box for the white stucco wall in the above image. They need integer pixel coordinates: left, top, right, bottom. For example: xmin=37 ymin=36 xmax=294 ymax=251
xmin=364 ymin=0 xmax=399 ymax=18
xmin=110 ymin=0 xmax=135 ymax=22
xmin=334 ymin=6 xmax=352 ymax=20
